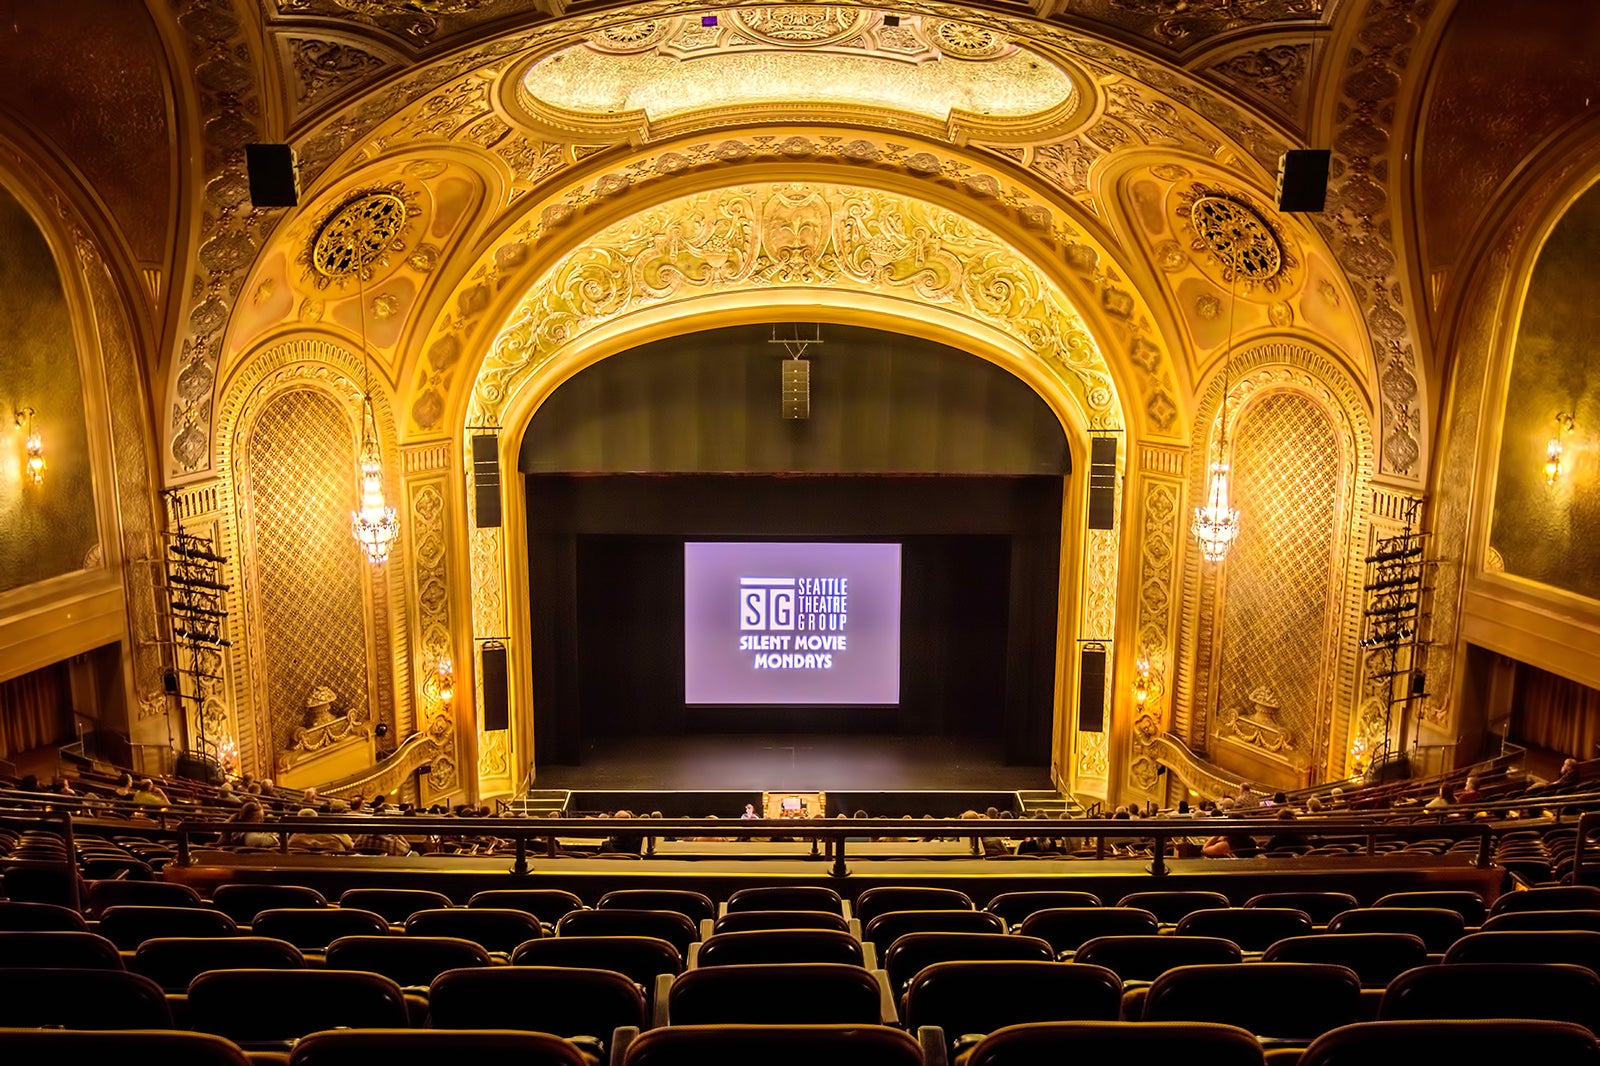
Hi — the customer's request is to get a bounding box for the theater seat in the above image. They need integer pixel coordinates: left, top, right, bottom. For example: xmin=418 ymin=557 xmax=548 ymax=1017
xmin=964 ymin=1021 xmax=1265 ymax=1066
xmin=210 ymin=884 xmax=328 ymax=925
xmin=903 ymin=960 xmax=1122 ymax=1039
xmin=0 ymin=968 xmax=172 ymax=1029
xmin=725 ymin=886 xmax=844 ymax=915
xmin=1117 ymin=891 xmax=1230 ymax=924
xmin=339 ymin=889 xmax=454 ymax=924
xmin=1482 ymin=908 xmax=1600 ymax=932
xmin=1325 ymin=907 xmax=1464 ymax=952
xmin=0 ymin=929 xmax=123 ymax=969
xmin=883 ymin=931 xmax=1053 ymax=994
xmin=558 ymin=909 xmax=698 ymax=956
xmin=0 ymin=1029 xmax=251 ymax=1065
xmin=1018 ymin=907 xmax=1160 ymax=955
xmin=86 ymin=879 xmax=204 ymax=917
xmin=1443 ymin=929 xmax=1600 ymax=969
xmin=326 ymin=935 xmax=492 ymax=986
xmin=288 ymin=1028 xmax=593 ymax=1066
xmin=1244 ymin=892 xmax=1358 ymax=926
xmin=863 ymin=909 xmax=1004 ymax=954
xmin=405 ymin=908 xmax=542 ymax=953
xmin=1372 ymin=891 xmax=1486 ymax=926
xmin=985 ymin=891 xmax=1103 ymax=930
xmin=853 ymin=887 xmax=974 ymax=926
xmin=1073 ymin=935 xmax=1242 ymax=983
xmin=0 ymin=900 xmax=88 ymax=931
xmin=131 ymin=936 xmax=306 ymax=991
xmin=1378 ymin=962 xmax=1600 ymax=1032
xmin=1260 ymin=933 xmax=1428 ymax=988
xmin=695 ymin=928 xmax=863 ymax=968
xmin=621 ymin=1023 xmax=923 ymax=1066
xmin=1174 ymin=908 xmax=1313 ymax=952
xmin=97 ymin=905 xmax=239 ymax=949
xmin=598 ymin=890 xmax=716 ymax=926
xmin=187 ymin=969 xmax=410 ymax=1047
xmin=429 ymin=966 xmax=648 ymax=1042
xmin=1489 ymin=885 xmax=1600 ymax=916
xmin=468 ymin=890 xmax=586 ymax=925
xmin=252 ymin=907 xmax=389 ymax=951
xmin=1297 ymin=1020 xmax=1600 ymax=1066
xmin=713 ymin=910 xmax=851 ymax=935
xmin=1140 ymin=963 xmax=1362 ymax=1043
xmin=666 ymin=962 xmax=885 ymax=1025
xmin=512 ymin=935 xmax=683 ymax=998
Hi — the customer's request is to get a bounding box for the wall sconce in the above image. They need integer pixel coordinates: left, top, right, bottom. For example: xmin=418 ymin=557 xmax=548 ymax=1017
xmin=1132 ymin=655 xmax=1163 ymax=708
xmin=13 ymin=407 xmax=43 ymax=487
xmin=1544 ymin=413 xmax=1576 ymax=489
xmin=437 ymin=655 xmax=455 ymax=704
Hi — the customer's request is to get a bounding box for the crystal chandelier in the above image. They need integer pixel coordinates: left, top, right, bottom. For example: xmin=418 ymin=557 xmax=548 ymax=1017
xmin=1191 ymin=261 xmax=1242 ymax=563
xmin=348 ymin=251 xmax=399 ymax=564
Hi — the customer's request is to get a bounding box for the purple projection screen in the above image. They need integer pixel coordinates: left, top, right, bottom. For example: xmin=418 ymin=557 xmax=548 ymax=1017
xmin=684 ymin=542 xmax=902 ymax=705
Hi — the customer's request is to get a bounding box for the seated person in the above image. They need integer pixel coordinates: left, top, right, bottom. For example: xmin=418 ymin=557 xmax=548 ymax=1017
xmin=1202 ymin=826 xmax=1258 ymax=858
xmin=131 ymin=778 xmax=170 ymax=806
xmin=600 ymin=809 xmax=644 ymax=854
xmin=1265 ymin=809 xmax=1310 ymax=850
xmin=290 ymin=808 xmax=353 ymax=852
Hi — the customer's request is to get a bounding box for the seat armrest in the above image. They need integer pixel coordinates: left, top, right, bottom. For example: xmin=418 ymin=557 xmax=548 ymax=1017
xmin=1120 ymin=986 xmax=1148 ymax=1021
xmin=610 ymin=1026 xmax=640 ymax=1066
xmin=717 ymin=902 xmax=728 ymax=918
xmin=685 ymin=941 xmax=700 ymax=968
xmin=652 ymin=973 xmax=674 ymax=1027
xmin=841 ymin=901 xmax=853 ymax=922
xmin=1357 ymin=987 xmax=1383 ymax=1021
xmin=848 ymin=918 xmax=863 ymax=939
xmin=699 ymin=918 xmax=714 ymax=941
xmin=861 ymin=941 xmax=877 ymax=970
xmin=917 ymin=1027 xmax=948 ymax=1066
xmin=873 ymin=968 xmax=899 ymax=1026
xmin=1262 ymin=1046 xmax=1304 ymax=1066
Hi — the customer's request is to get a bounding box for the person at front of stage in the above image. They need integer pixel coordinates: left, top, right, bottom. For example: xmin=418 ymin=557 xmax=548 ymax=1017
xmin=600 ymin=810 xmax=644 ymax=854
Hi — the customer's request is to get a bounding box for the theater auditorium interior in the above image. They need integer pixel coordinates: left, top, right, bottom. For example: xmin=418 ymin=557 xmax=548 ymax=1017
xmin=2 ymin=0 xmax=1600 ymax=1062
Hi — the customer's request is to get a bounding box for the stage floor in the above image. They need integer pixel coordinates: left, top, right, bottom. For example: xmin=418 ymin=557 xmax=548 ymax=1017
xmin=531 ymin=734 xmax=1051 ymax=792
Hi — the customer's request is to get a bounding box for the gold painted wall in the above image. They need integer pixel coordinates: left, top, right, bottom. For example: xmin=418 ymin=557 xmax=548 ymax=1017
xmin=243 ymin=389 xmax=371 ymax=757
xmin=0 ymin=182 xmax=98 ymax=593
xmin=1490 ymin=179 xmax=1600 ymax=602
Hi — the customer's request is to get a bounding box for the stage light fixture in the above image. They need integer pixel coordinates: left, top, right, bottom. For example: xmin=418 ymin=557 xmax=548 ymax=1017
xmin=701 ymin=14 xmax=717 ymax=26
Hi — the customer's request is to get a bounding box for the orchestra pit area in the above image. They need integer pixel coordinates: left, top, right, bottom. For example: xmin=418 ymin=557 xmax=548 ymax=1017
xmin=4 ymin=757 xmax=1600 ymax=1064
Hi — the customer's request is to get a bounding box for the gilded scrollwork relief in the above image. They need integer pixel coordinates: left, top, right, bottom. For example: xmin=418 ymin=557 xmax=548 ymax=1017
xmin=1128 ymin=473 xmax=1180 ymax=797
xmin=1201 ymin=44 xmax=1313 ymax=127
xmin=408 ymin=477 xmax=458 ymax=794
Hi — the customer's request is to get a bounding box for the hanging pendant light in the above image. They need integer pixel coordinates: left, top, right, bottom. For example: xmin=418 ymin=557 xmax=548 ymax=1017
xmin=1191 ymin=258 xmax=1243 ymax=563
xmin=349 ymin=251 xmax=399 ymax=564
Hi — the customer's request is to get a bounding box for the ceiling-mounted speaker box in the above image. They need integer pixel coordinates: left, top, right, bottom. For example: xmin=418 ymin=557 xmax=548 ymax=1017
xmin=1276 ymin=149 xmax=1330 ymax=213
xmin=245 ymin=143 xmax=299 ymax=208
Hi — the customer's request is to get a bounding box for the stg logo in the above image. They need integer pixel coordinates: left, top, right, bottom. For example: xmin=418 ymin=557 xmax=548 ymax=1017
xmin=740 ymin=577 xmax=796 ymax=631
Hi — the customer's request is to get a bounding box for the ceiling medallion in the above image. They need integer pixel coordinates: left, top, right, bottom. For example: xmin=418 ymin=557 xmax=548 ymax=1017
xmin=1177 ymin=186 xmax=1298 ymax=293
xmin=307 ymin=186 xmax=415 ymax=286
xmin=331 ymin=0 xmax=494 ymax=15
xmin=733 ymin=7 xmax=867 ymax=44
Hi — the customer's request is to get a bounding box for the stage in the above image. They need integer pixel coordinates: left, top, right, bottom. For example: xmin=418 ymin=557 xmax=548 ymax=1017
xmin=528 ymin=734 xmax=1052 ymax=792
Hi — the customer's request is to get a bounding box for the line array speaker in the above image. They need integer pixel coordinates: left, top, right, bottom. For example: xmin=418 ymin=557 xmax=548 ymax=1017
xmin=1078 ymin=642 xmax=1107 ymax=733
xmin=782 ymin=358 xmax=810 ymax=420
xmin=471 ymin=434 xmax=501 ymax=528
xmin=481 ymin=641 xmax=509 ymax=732
xmin=1087 ymin=436 xmax=1118 ymax=530
xmin=1277 ymin=149 xmax=1330 ymax=213
xmin=245 ymin=143 xmax=299 ymax=208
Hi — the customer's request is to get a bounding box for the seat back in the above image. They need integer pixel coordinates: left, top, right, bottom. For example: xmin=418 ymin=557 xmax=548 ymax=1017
xmin=725 ymin=886 xmax=844 ymax=914
xmin=1325 ymin=907 xmax=1464 ymax=952
xmin=210 ymin=884 xmax=328 ymax=924
xmin=1482 ymin=908 xmax=1600 ymax=932
xmin=0 ymin=929 xmax=122 ymax=969
xmin=1116 ymin=891 xmax=1231 ymax=923
xmin=98 ymin=905 xmax=239 ymax=949
xmin=1260 ymin=933 xmax=1428 ymax=987
xmin=288 ymin=1028 xmax=593 ymax=1066
xmin=338 ymin=889 xmax=453 ymax=923
xmin=862 ymin=908 xmax=1004 ymax=953
xmin=0 ymin=968 xmax=172 ymax=1028
xmin=1489 ymin=886 xmax=1600 ymax=916
xmin=468 ymin=889 xmax=586 ymax=925
xmin=696 ymin=928 xmax=863 ymax=968
xmin=325 ymin=935 xmax=491 ymax=985
xmin=903 ymin=960 xmax=1122 ymax=1035
xmin=621 ymin=1024 xmax=923 ymax=1066
xmin=597 ymin=889 xmax=715 ymax=925
xmin=557 ymin=909 xmax=698 ymax=955
xmin=667 ymin=962 xmax=883 ymax=1025
xmin=984 ymin=891 xmax=1103 ymax=929
xmin=404 ymin=908 xmax=542 ymax=953
xmin=0 ymin=860 xmax=80 ymax=907
xmin=853 ymin=887 xmax=973 ymax=925
xmin=1444 ymin=929 xmax=1600 ymax=969
xmin=85 ymin=879 xmax=204 ymax=916
xmin=1297 ymin=1019 xmax=1600 ymax=1066
xmin=965 ymin=1021 xmax=1265 ymax=1066
xmin=251 ymin=907 xmax=389 ymax=950
xmin=714 ymin=910 xmax=851 ymax=934
xmin=1018 ymin=907 xmax=1160 ymax=954
xmin=132 ymin=935 xmax=306 ymax=991
xmin=512 ymin=935 xmax=683 ymax=989
xmin=429 ymin=965 xmax=648 ymax=1038
xmin=187 ymin=969 xmax=409 ymax=1043
xmin=1142 ymin=963 xmax=1362 ymax=1041
xmin=884 ymin=931 xmax=1052 ymax=993
xmin=1175 ymin=908 xmax=1313 ymax=952
xmin=1379 ymin=962 xmax=1600 ymax=1031
xmin=1074 ymin=935 xmax=1242 ymax=983
xmin=1243 ymin=892 xmax=1358 ymax=926
xmin=1371 ymin=891 xmax=1486 ymax=926
xmin=0 ymin=900 xmax=87 ymax=931
xmin=0 ymin=1029 xmax=251 ymax=1065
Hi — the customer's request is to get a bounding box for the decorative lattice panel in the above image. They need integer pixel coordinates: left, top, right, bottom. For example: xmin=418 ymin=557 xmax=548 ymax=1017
xmin=1216 ymin=392 xmax=1340 ymax=758
xmin=248 ymin=390 xmax=371 ymax=755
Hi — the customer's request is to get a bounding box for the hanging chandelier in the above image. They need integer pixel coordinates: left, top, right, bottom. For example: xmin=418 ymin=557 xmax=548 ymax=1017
xmin=1191 ymin=258 xmax=1243 ymax=563
xmin=348 ymin=251 xmax=399 ymax=564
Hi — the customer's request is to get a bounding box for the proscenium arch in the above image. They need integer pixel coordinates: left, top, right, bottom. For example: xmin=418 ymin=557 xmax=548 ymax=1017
xmin=457 ymin=186 xmax=1137 ymax=798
